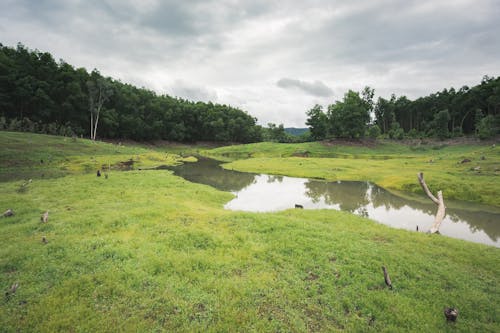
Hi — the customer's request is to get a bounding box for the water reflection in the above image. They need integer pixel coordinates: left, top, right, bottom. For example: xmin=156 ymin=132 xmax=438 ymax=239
xmin=167 ymin=158 xmax=500 ymax=247
xmin=163 ymin=158 xmax=255 ymax=192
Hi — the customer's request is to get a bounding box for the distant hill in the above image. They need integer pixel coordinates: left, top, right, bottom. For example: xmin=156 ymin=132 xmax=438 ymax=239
xmin=285 ymin=128 xmax=309 ymax=136
xmin=0 ymin=43 xmax=262 ymax=143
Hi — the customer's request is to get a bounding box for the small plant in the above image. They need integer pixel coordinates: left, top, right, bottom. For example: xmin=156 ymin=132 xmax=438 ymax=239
xmin=367 ymin=124 xmax=381 ymax=139
xmin=16 ymin=179 xmax=32 ymax=193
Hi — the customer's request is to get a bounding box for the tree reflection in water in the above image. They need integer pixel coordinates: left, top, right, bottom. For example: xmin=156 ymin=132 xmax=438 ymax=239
xmin=303 ymin=179 xmax=499 ymax=244
xmin=165 ymin=158 xmax=500 ymax=247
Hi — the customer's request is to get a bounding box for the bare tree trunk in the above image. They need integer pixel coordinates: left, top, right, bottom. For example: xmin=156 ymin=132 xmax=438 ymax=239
xmin=460 ymin=109 xmax=473 ymax=132
xmin=93 ymin=105 xmax=101 ymax=141
xmin=88 ymin=76 xmax=112 ymax=141
xmin=89 ymin=91 xmax=95 ymax=140
xmin=92 ymin=85 xmax=104 ymax=140
xmin=90 ymin=111 xmax=94 ymax=140
xmin=417 ymin=172 xmax=446 ymax=233
xmin=382 ymin=266 xmax=392 ymax=289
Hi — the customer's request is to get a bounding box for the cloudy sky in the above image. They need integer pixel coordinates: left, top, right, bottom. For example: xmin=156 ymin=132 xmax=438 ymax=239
xmin=1 ymin=0 xmax=499 ymax=127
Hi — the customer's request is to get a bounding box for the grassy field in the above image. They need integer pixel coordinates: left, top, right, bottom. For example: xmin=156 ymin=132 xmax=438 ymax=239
xmin=1 ymin=132 xmax=499 ymax=332
xmin=0 ymin=132 xmax=193 ymax=182
xmin=206 ymin=140 xmax=500 ymax=207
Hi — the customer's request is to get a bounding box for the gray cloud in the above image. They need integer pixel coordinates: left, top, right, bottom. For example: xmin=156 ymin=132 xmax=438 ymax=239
xmin=1 ymin=0 xmax=499 ymax=127
xmin=277 ymin=78 xmax=334 ymax=97
xmin=169 ymin=80 xmax=218 ymax=102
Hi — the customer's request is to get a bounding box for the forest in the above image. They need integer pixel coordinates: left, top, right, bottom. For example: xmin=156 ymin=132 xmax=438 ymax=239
xmin=1 ymin=43 xmax=499 ymax=143
xmin=306 ymin=77 xmax=500 ymax=141
xmin=0 ymin=43 xmax=261 ymax=142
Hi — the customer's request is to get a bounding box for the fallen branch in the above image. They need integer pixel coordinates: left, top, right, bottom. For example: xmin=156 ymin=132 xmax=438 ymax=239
xmin=417 ymin=172 xmax=446 ymax=233
xmin=382 ymin=266 xmax=392 ymax=289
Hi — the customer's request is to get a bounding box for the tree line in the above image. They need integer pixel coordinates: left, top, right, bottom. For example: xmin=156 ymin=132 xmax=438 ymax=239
xmin=307 ymin=77 xmax=500 ymax=140
xmin=2 ymin=43 xmax=498 ymax=143
xmin=0 ymin=43 xmax=262 ymax=142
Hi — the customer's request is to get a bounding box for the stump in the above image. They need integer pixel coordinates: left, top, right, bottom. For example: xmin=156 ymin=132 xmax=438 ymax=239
xmin=444 ymin=307 xmax=458 ymax=322
xmin=41 ymin=211 xmax=49 ymax=223
xmin=2 ymin=209 xmax=14 ymax=217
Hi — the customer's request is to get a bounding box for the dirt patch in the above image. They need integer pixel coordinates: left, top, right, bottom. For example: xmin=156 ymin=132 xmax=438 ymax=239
xmin=108 ymin=159 xmax=135 ymax=171
xmin=102 ymin=138 xmax=230 ymax=149
xmin=401 ymin=136 xmax=498 ymax=146
xmin=321 ymin=136 xmax=499 ymax=148
xmin=292 ymin=150 xmax=310 ymax=157
xmin=321 ymin=138 xmax=378 ymax=148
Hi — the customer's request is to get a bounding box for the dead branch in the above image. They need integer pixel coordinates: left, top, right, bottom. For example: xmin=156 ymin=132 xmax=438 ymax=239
xmin=417 ymin=172 xmax=439 ymax=205
xmin=5 ymin=282 xmax=19 ymax=297
xmin=417 ymin=172 xmax=446 ymax=233
xmin=382 ymin=266 xmax=392 ymax=289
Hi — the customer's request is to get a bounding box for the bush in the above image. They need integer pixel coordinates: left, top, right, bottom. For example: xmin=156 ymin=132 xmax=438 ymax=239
xmin=7 ymin=118 xmax=22 ymax=131
xmin=434 ymin=109 xmax=451 ymax=140
xmin=407 ymin=128 xmax=421 ymax=139
xmin=21 ymin=117 xmax=37 ymax=132
xmin=367 ymin=124 xmax=381 ymax=139
xmin=476 ymin=115 xmax=498 ymax=140
xmin=388 ymin=123 xmax=404 ymax=140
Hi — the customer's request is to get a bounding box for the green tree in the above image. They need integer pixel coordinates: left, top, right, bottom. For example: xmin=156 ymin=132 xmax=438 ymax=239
xmin=476 ymin=115 xmax=498 ymax=139
xmin=264 ymin=123 xmax=289 ymax=142
xmin=374 ymin=96 xmax=395 ymax=134
xmin=367 ymin=124 xmax=381 ymax=139
xmin=306 ymin=104 xmax=329 ymax=140
xmin=434 ymin=109 xmax=451 ymax=139
xmin=327 ymin=89 xmax=372 ymax=139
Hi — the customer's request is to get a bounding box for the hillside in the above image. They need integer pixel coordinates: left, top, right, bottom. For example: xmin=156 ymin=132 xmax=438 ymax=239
xmin=285 ymin=127 xmax=309 ymax=136
xmin=0 ymin=132 xmax=498 ymax=332
xmin=0 ymin=44 xmax=261 ymax=142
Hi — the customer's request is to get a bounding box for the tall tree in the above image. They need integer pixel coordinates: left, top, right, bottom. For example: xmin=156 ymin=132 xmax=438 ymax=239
xmin=306 ymin=104 xmax=329 ymax=140
xmin=86 ymin=71 xmax=113 ymax=140
xmin=433 ymin=109 xmax=451 ymax=139
xmin=374 ymin=95 xmax=395 ymax=134
xmin=327 ymin=88 xmax=373 ymax=139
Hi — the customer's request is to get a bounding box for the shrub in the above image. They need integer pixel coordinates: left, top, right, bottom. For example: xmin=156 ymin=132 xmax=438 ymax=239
xmin=367 ymin=124 xmax=381 ymax=139
xmin=388 ymin=123 xmax=404 ymax=140
xmin=476 ymin=115 xmax=498 ymax=140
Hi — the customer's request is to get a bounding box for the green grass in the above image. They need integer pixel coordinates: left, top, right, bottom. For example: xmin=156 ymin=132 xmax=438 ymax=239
xmin=0 ymin=132 xmax=191 ymax=182
xmin=206 ymin=140 xmax=500 ymax=207
xmin=1 ymin=132 xmax=499 ymax=332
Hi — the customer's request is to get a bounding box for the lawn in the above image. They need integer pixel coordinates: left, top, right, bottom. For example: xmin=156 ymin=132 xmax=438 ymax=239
xmin=1 ymin=132 xmax=499 ymax=332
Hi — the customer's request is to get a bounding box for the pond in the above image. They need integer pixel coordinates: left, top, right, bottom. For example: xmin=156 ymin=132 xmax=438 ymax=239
xmin=164 ymin=157 xmax=500 ymax=247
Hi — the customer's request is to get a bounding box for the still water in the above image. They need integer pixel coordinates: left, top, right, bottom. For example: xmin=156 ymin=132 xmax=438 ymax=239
xmin=166 ymin=158 xmax=500 ymax=247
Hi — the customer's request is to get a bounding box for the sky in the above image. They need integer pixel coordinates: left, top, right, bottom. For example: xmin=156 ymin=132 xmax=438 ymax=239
xmin=1 ymin=0 xmax=499 ymax=127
